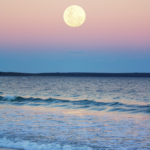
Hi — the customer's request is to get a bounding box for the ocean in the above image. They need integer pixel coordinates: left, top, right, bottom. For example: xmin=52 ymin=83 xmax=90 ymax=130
xmin=0 ymin=76 xmax=150 ymax=150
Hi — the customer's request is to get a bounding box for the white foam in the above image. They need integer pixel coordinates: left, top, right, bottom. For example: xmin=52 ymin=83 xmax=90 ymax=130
xmin=0 ymin=138 xmax=93 ymax=150
xmin=3 ymin=95 xmax=16 ymax=101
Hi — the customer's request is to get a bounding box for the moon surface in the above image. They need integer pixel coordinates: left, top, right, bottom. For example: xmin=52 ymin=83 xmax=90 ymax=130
xmin=63 ymin=5 xmax=86 ymax=27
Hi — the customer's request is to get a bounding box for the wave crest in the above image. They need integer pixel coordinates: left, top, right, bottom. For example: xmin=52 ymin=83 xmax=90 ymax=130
xmin=0 ymin=95 xmax=150 ymax=114
xmin=0 ymin=137 xmax=92 ymax=150
xmin=3 ymin=95 xmax=16 ymax=101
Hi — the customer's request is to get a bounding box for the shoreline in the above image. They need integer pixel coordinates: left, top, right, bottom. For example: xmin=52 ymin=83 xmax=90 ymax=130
xmin=0 ymin=72 xmax=150 ymax=77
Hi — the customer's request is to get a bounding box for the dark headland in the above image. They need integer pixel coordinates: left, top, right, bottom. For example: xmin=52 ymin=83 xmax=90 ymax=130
xmin=0 ymin=72 xmax=150 ymax=77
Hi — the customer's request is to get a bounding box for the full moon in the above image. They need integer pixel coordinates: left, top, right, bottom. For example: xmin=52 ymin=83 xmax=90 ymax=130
xmin=63 ymin=5 xmax=86 ymax=27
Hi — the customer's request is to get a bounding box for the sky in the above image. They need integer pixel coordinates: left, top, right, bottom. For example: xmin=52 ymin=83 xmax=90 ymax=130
xmin=0 ymin=0 xmax=150 ymax=73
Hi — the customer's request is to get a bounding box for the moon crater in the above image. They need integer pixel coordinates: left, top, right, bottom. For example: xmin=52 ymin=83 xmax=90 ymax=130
xmin=63 ymin=5 xmax=86 ymax=27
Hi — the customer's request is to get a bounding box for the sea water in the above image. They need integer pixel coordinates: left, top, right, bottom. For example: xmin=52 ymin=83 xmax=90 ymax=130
xmin=0 ymin=77 xmax=150 ymax=150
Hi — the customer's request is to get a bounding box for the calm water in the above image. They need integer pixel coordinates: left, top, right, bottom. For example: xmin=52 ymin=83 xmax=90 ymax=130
xmin=0 ymin=77 xmax=150 ymax=150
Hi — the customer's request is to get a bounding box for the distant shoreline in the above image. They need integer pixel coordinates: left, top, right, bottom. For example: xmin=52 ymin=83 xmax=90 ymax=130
xmin=0 ymin=72 xmax=150 ymax=77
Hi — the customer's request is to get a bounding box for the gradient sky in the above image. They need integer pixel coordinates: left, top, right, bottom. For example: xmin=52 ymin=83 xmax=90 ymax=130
xmin=0 ymin=0 xmax=150 ymax=73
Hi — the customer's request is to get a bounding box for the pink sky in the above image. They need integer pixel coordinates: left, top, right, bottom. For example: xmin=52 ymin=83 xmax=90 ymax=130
xmin=0 ymin=0 xmax=150 ymax=52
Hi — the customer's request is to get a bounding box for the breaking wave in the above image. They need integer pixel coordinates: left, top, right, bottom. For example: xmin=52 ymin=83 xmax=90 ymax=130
xmin=0 ymin=95 xmax=150 ymax=114
xmin=0 ymin=137 xmax=92 ymax=150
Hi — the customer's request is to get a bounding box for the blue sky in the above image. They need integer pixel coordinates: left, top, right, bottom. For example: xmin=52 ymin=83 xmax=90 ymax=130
xmin=1 ymin=46 xmax=150 ymax=73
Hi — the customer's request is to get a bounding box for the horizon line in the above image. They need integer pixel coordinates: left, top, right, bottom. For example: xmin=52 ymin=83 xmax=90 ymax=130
xmin=0 ymin=71 xmax=150 ymax=77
